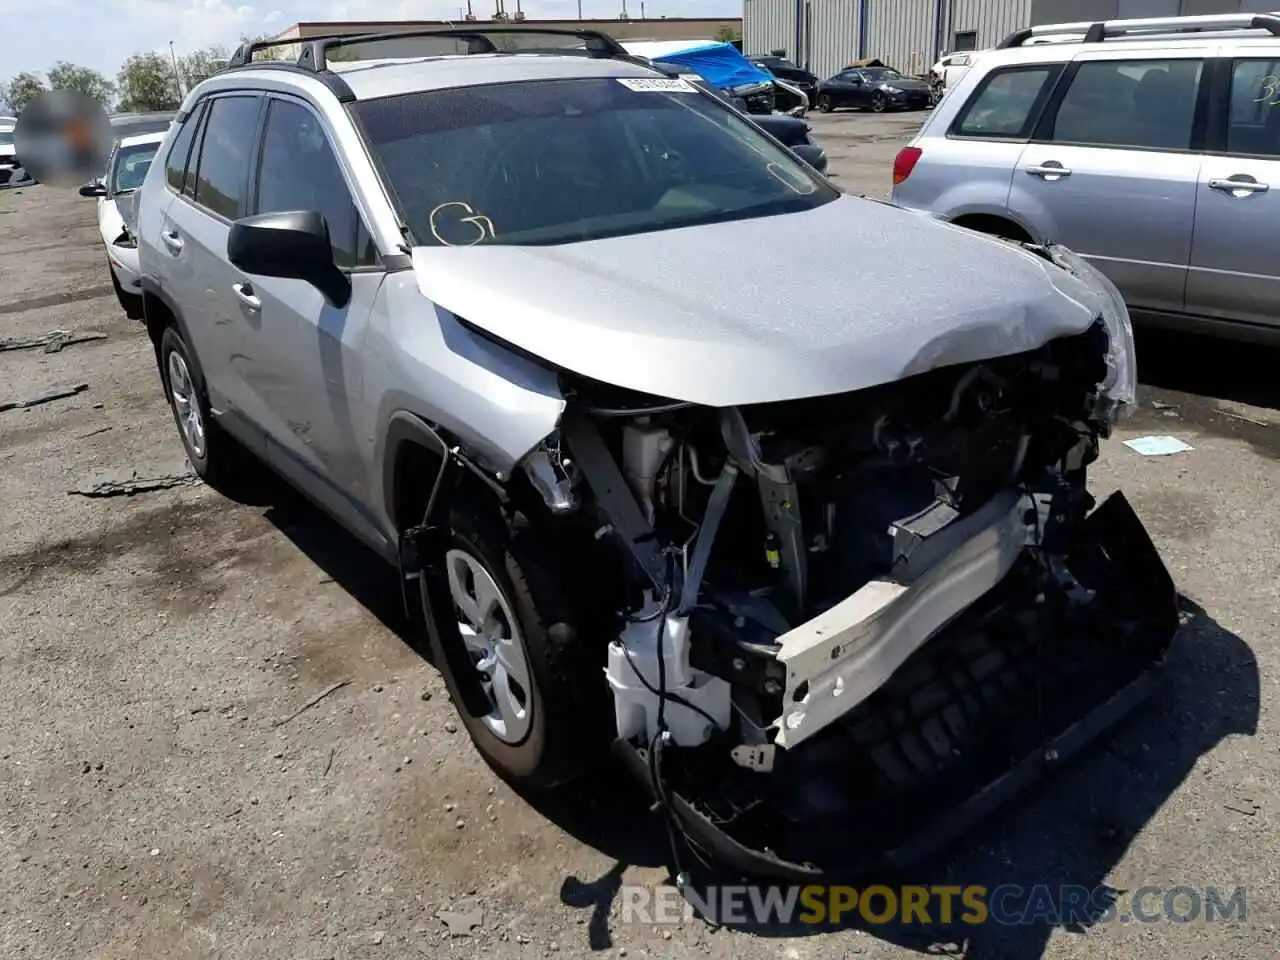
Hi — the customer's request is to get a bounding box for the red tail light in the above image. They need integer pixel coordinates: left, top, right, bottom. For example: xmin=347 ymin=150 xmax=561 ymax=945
xmin=893 ymin=146 xmax=922 ymax=185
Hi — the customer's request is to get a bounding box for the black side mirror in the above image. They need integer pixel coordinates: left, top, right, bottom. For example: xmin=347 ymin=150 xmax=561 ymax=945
xmin=790 ymin=143 xmax=827 ymax=173
xmin=227 ymin=210 xmax=351 ymax=308
xmin=78 ymin=181 xmax=107 ymax=197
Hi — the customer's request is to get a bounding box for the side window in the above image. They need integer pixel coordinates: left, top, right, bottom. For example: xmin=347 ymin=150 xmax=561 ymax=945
xmin=164 ymin=100 xmax=205 ymax=192
xmin=952 ymin=66 xmax=1059 ymax=139
xmin=192 ymin=96 xmax=261 ymax=219
xmin=1226 ymin=59 xmax=1280 ymax=158
xmin=1046 ymin=58 xmax=1203 ymax=151
xmin=253 ymin=98 xmax=378 ymax=269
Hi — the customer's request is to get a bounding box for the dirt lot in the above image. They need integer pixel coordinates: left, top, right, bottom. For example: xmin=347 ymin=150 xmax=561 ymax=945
xmin=1 ymin=110 xmax=1277 ymax=959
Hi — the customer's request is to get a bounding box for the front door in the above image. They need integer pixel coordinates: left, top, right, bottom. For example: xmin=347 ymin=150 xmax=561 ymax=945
xmin=239 ymin=95 xmax=385 ymax=522
xmin=1185 ymin=57 xmax=1280 ymax=329
xmin=1013 ymin=55 xmax=1207 ymax=313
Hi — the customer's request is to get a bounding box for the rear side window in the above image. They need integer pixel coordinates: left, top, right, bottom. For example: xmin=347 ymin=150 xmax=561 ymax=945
xmin=164 ymin=100 xmax=206 ymax=192
xmin=952 ymin=66 xmax=1058 ymax=139
xmin=191 ymin=96 xmax=261 ymax=219
xmin=1226 ymin=59 xmax=1280 ymax=158
xmin=1046 ymin=59 xmax=1203 ymax=151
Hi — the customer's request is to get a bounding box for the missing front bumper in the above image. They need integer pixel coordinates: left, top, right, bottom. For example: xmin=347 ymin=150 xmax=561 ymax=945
xmin=617 ymin=491 xmax=1178 ymax=880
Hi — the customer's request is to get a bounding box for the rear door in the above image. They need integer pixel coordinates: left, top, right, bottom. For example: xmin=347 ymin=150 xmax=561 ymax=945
xmin=1013 ymin=53 xmax=1208 ymax=313
xmin=895 ymin=62 xmax=1061 ymax=218
xmin=1185 ymin=55 xmax=1280 ymax=329
xmin=162 ymin=94 xmax=265 ymax=420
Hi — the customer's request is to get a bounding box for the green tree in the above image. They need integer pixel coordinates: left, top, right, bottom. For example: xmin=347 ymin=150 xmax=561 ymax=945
xmin=179 ymin=45 xmax=230 ymax=87
xmin=714 ymin=25 xmax=743 ymax=44
xmin=1 ymin=71 xmax=49 ymax=113
xmin=46 ymin=61 xmax=115 ymax=105
xmin=117 ymin=53 xmax=180 ymax=112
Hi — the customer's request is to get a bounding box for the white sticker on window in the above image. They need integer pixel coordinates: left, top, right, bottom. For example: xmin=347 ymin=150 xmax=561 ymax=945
xmin=616 ymin=77 xmax=696 ymax=93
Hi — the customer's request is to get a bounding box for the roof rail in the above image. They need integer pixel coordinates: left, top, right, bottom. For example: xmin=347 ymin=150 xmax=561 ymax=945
xmin=228 ymin=25 xmax=631 ymax=74
xmin=997 ymin=12 xmax=1280 ymax=48
xmin=226 ymin=33 xmax=350 ymax=68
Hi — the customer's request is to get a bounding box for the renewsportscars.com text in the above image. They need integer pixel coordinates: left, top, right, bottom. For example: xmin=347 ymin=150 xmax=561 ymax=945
xmin=621 ymin=884 xmax=1248 ymax=927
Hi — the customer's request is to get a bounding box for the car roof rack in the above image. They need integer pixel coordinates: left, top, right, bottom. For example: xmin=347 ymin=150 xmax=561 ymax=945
xmin=997 ymin=12 xmax=1280 ymax=48
xmin=226 ymin=25 xmax=631 ymax=73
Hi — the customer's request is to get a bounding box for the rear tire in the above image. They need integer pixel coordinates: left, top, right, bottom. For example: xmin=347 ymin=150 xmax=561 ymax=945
xmin=158 ymin=326 xmax=248 ymax=491
xmin=428 ymin=501 xmax=615 ymax=789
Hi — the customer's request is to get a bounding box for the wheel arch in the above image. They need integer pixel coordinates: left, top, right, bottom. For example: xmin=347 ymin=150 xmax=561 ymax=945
xmin=948 ymin=212 xmax=1036 ymax=243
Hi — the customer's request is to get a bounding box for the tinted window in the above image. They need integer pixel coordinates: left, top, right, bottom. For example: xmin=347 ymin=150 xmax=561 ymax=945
xmin=191 ymin=96 xmax=260 ymax=218
xmin=253 ymin=98 xmax=375 ymax=268
xmin=1226 ymin=59 xmax=1280 ymax=157
xmin=954 ymin=66 xmax=1057 ymax=138
xmin=164 ymin=102 xmax=204 ymax=192
xmin=356 ymin=77 xmax=835 ymax=247
xmin=862 ymin=68 xmax=902 ymax=81
xmin=0 ymin=130 xmax=14 ymax=146
xmin=1048 ymin=59 xmax=1203 ymax=151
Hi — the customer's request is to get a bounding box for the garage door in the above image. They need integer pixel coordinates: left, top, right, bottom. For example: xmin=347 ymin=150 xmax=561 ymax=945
xmin=864 ymin=0 xmax=935 ymax=77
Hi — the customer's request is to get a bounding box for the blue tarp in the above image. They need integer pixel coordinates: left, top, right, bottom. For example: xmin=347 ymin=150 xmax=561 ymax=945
xmin=651 ymin=42 xmax=774 ymax=92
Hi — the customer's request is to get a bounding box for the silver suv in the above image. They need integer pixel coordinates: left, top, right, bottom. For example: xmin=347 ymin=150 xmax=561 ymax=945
xmin=893 ymin=12 xmax=1280 ymax=342
xmin=134 ymin=26 xmax=1175 ymax=878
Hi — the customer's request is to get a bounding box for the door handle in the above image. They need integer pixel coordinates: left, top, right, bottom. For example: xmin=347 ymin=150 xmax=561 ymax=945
xmin=160 ymin=229 xmax=183 ymax=253
xmin=1208 ymin=177 xmax=1269 ymax=196
xmin=232 ymin=282 xmax=261 ymax=311
xmin=1026 ymin=163 xmax=1072 ymax=179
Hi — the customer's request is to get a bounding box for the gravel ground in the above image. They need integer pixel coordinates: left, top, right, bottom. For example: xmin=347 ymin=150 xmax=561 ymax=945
xmin=0 ymin=112 xmax=1276 ymax=959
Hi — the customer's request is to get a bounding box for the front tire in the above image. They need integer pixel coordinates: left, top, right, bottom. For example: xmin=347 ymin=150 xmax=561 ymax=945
xmin=428 ymin=502 xmax=614 ymax=789
xmin=110 ymin=265 xmax=144 ymax=321
xmin=871 ymin=92 xmax=888 ymax=113
xmin=817 ymin=94 xmax=834 ymax=113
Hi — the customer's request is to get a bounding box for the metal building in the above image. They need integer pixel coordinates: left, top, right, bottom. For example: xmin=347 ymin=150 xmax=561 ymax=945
xmin=744 ymin=0 xmax=1269 ymax=81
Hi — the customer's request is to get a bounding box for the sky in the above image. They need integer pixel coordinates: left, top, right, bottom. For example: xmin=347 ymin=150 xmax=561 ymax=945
xmin=0 ymin=0 xmax=742 ymax=84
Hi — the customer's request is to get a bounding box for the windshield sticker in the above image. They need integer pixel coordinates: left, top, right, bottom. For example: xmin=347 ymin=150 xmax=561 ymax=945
xmin=616 ymin=77 xmax=696 ymax=93
xmin=429 ymin=201 xmax=496 ymax=247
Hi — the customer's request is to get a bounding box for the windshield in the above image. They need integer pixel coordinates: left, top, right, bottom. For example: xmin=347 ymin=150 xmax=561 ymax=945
xmin=863 ymin=68 xmax=903 ymax=81
xmin=759 ymin=57 xmax=800 ymax=70
xmin=355 ymin=77 xmax=836 ymax=247
xmin=111 ymin=142 xmax=159 ymax=193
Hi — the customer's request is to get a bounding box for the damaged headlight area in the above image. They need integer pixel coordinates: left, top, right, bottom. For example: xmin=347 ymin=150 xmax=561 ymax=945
xmin=1037 ymin=243 xmax=1138 ymax=426
xmin=515 ymin=329 xmax=1175 ymax=879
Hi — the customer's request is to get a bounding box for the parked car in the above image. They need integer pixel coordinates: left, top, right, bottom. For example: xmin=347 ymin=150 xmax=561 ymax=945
xmin=929 ymin=49 xmax=986 ymax=93
xmin=645 ymin=60 xmax=827 ymax=172
xmin=750 ymin=54 xmax=820 ymax=110
xmin=0 ymin=117 xmax=29 ymax=187
xmin=79 ymin=131 xmax=166 ymax=318
xmin=134 ymin=26 xmax=1173 ymax=879
xmin=892 ymin=11 xmax=1280 ymax=343
xmin=622 ymin=40 xmax=778 ymax=115
xmin=816 ymin=65 xmax=933 ymax=112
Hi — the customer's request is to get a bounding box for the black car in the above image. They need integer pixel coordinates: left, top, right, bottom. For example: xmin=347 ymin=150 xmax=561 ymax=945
xmin=750 ymin=55 xmax=820 ymax=110
xmin=816 ymin=66 xmax=932 ymax=113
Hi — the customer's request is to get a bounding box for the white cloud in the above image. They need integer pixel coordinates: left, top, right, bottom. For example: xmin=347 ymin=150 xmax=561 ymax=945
xmin=0 ymin=0 xmax=740 ymax=81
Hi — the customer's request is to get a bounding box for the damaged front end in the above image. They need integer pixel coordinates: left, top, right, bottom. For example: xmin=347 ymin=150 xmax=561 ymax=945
xmin=520 ymin=309 xmax=1175 ymax=879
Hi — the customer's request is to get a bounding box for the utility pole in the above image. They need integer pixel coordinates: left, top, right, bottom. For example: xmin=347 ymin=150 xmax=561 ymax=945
xmin=169 ymin=41 xmax=185 ymax=101
xmin=578 ymin=1 xmax=583 ymax=17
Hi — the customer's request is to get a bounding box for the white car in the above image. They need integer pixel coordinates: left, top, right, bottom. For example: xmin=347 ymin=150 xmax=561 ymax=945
xmin=929 ymin=50 xmax=987 ymax=92
xmin=0 ymin=117 xmax=30 ymax=188
xmin=80 ymin=131 xmax=166 ymax=318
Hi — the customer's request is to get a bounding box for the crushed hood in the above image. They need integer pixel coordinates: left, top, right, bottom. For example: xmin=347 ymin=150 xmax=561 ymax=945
xmin=411 ymin=195 xmax=1109 ymax=407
